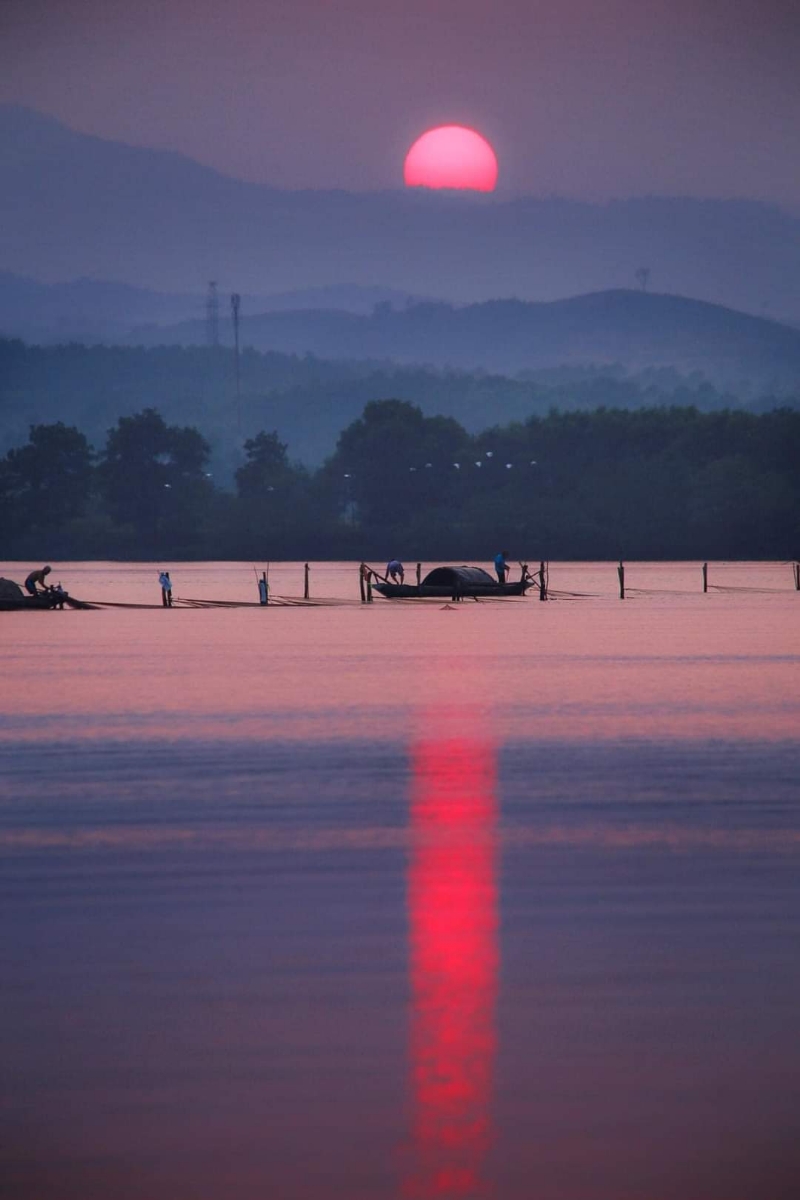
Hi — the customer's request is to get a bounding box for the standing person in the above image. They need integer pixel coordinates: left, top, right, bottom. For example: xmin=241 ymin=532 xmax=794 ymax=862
xmin=494 ymin=550 xmax=509 ymax=585
xmin=24 ymin=565 xmax=52 ymax=595
xmin=386 ymin=559 xmax=405 ymax=584
xmin=159 ymin=570 xmax=173 ymax=607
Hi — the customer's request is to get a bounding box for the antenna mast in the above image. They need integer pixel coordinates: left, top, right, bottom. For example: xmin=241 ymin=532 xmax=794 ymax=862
xmin=231 ymin=292 xmax=241 ymax=433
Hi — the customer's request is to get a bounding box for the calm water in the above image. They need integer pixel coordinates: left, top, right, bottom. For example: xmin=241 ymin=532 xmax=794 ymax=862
xmin=2 ymin=561 xmax=799 ymax=1200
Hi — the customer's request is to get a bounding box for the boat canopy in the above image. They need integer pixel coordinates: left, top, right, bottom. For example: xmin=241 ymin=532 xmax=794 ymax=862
xmin=422 ymin=566 xmax=497 ymax=587
xmin=0 ymin=578 xmax=24 ymax=601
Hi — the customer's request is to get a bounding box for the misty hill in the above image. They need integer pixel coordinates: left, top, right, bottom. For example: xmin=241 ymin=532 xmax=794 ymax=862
xmin=2 ymin=337 xmax=793 ymax=481
xmin=243 ymin=283 xmax=435 ymax=315
xmin=0 ymin=270 xmax=430 ymax=343
xmin=132 ymin=290 xmax=800 ymax=390
xmin=3 ymin=105 xmax=800 ymax=323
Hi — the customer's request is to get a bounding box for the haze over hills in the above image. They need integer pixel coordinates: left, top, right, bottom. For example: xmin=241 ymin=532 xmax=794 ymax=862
xmin=0 ymin=271 xmax=432 ymax=343
xmin=128 ymin=290 xmax=800 ymax=389
xmin=3 ymin=105 xmax=800 ymax=323
xmin=2 ymin=333 xmax=795 ymax=479
xmin=5 ymin=272 xmax=798 ymax=388
xmin=4 ymin=103 xmax=800 ymax=475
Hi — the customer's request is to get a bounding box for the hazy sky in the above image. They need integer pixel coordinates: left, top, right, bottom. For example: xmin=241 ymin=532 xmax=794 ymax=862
xmin=2 ymin=0 xmax=799 ymax=204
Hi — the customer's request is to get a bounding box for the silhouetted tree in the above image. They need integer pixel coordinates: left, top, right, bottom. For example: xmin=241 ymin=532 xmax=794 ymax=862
xmin=2 ymin=397 xmax=800 ymax=560
xmin=232 ymin=429 xmax=318 ymax=557
xmin=235 ymin=431 xmax=293 ymax=497
xmin=1 ymin=422 xmax=94 ymax=539
xmin=326 ymin=400 xmax=471 ymax=538
xmin=98 ymin=409 xmax=212 ymax=551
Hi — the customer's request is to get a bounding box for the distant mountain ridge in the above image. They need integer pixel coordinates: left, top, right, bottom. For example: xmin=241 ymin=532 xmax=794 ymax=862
xmin=0 ymin=271 xmax=433 ymax=342
xmin=2 ymin=267 xmax=799 ymax=388
xmin=130 ymin=289 xmax=800 ymax=389
xmin=3 ymin=105 xmax=800 ymax=323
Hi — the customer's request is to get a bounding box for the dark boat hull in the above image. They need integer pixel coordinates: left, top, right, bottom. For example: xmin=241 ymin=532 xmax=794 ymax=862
xmin=0 ymin=593 xmax=64 ymax=611
xmin=373 ymin=580 xmax=531 ymax=599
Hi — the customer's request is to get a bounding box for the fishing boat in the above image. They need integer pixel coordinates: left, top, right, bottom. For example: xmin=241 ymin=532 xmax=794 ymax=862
xmin=372 ymin=565 xmax=533 ymax=600
xmin=0 ymin=578 xmax=83 ymax=611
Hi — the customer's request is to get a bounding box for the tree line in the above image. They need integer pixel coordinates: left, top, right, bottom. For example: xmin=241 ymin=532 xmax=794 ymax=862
xmin=2 ymin=337 xmax=791 ymax=481
xmin=1 ymin=401 xmax=798 ymax=562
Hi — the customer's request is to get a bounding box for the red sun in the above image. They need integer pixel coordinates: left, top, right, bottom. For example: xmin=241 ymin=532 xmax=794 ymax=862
xmin=404 ymin=125 xmax=498 ymax=192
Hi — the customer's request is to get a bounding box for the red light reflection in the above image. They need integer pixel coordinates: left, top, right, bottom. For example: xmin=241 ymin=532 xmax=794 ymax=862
xmin=406 ymin=738 xmax=498 ymax=1198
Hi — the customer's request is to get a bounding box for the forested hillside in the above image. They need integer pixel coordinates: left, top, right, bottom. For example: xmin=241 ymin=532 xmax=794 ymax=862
xmin=2 ymin=338 xmax=791 ymax=478
xmin=2 ymin=402 xmax=798 ymax=562
xmin=135 ymin=291 xmax=800 ymax=387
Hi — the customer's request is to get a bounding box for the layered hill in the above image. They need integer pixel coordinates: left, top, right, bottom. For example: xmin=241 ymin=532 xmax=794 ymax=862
xmin=132 ymin=290 xmax=800 ymax=388
xmin=3 ymin=105 xmax=800 ymax=323
xmin=2 ymin=335 xmax=794 ymax=477
xmin=0 ymin=271 xmax=433 ymax=343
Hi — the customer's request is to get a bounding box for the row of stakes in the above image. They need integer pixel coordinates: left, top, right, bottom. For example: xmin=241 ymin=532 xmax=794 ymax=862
xmin=613 ymin=560 xmax=800 ymax=600
xmin=358 ymin=560 xmax=800 ymax=603
xmin=612 ymin=560 xmax=800 ymax=600
xmin=253 ymin=561 xmax=800 ymax=604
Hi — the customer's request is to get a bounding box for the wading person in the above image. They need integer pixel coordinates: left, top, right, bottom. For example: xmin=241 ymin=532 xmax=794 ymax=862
xmin=25 ymin=565 xmax=52 ymax=595
xmin=159 ymin=570 xmax=173 ymax=607
xmin=494 ymin=550 xmax=509 ymax=585
xmin=386 ymin=558 xmax=405 ymax=584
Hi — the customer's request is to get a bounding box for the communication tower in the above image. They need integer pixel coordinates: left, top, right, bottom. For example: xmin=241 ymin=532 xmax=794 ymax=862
xmin=231 ymin=293 xmax=242 ymax=432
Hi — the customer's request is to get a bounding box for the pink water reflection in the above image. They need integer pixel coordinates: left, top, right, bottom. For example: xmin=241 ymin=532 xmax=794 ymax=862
xmin=2 ymin=561 xmax=798 ymax=747
xmin=407 ymin=736 xmax=499 ymax=1198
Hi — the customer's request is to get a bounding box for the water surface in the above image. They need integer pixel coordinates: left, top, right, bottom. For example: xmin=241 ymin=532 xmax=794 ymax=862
xmin=2 ymin=561 xmax=799 ymax=1199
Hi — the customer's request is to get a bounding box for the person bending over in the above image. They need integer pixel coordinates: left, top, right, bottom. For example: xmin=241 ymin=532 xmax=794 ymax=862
xmin=387 ymin=559 xmax=405 ymax=584
xmin=25 ymin=566 xmax=52 ymax=596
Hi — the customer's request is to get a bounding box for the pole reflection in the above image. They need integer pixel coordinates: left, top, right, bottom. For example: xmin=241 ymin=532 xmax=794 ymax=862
xmin=406 ymin=736 xmax=499 ymax=1199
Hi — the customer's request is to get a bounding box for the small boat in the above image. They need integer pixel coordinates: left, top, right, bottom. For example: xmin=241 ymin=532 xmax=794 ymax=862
xmin=372 ymin=565 xmax=533 ymax=600
xmin=0 ymin=578 xmax=83 ymax=611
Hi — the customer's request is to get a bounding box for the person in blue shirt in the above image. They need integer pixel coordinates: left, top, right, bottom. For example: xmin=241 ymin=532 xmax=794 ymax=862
xmin=494 ymin=550 xmax=509 ymax=585
xmin=158 ymin=570 xmax=173 ymax=607
xmin=386 ymin=559 xmax=405 ymax=584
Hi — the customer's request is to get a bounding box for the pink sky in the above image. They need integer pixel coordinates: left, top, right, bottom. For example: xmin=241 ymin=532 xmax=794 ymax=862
xmin=1 ymin=0 xmax=799 ymax=204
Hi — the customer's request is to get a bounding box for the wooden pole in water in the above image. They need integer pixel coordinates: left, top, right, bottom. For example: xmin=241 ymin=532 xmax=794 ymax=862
xmin=618 ymin=561 xmax=625 ymax=600
xmin=366 ymin=572 xmax=373 ymax=603
xmin=794 ymin=562 xmax=800 ymax=591
xmin=359 ymin=564 xmax=366 ymax=603
xmin=304 ymin=563 xmax=310 ymax=600
xmin=416 ymin=562 xmax=422 ymax=589
xmin=702 ymin=562 xmax=708 ymax=593
xmin=261 ymin=570 xmax=269 ymax=606
xmin=539 ymin=561 xmax=547 ymax=601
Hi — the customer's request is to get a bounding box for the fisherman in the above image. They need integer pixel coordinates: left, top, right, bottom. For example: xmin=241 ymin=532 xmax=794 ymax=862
xmin=159 ymin=570 xmax=173 ymax=607
xmin=386 ymin=558 xmax=405 ymax=584
xmin=494 ymin=550 xmax=509 ymax=585
xmin=24 ymin=565 xmax=52 ymax=596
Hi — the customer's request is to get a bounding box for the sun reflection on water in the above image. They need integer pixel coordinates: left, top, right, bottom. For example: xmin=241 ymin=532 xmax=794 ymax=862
xmin=407 ymin=735 xmax=499 ymax=1198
